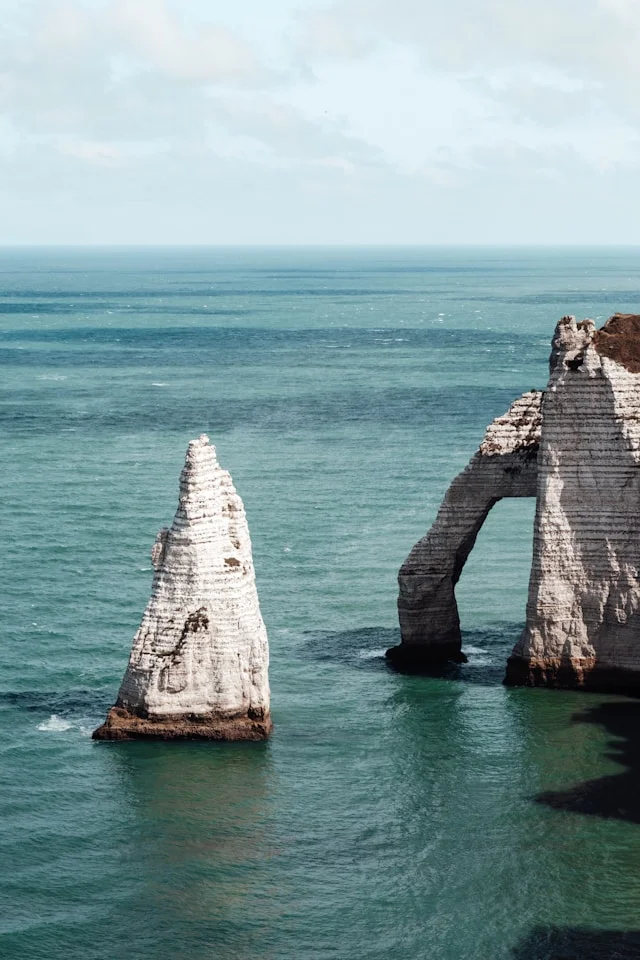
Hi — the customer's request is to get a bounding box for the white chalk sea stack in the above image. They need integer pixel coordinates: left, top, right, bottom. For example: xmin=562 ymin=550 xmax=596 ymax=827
xmin=93 ymin=435 xmax=271 ymax=740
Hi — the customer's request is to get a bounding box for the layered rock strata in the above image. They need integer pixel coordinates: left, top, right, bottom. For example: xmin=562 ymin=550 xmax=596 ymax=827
xmin=388 ymin=391 xmax=541 ymax=669
xmin=506 ymin=315 xmax=640 ymax=691
xmin=93 ymin=435 xmax=271 ymax=740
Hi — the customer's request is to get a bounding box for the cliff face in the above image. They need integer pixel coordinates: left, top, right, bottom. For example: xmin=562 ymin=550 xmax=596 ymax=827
xmin=506 ymin=315 xmax=640 ymax=690
xmin=93 ymin=435 xmax=271 ymax=740
xmin=389 ymin=391 xmax=541 ymax=669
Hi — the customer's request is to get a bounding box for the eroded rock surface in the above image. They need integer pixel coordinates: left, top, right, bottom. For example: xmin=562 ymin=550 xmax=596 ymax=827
xmin=388 ymin=391 xmax=541 ymax=669
xmin=506 ymin=315 xmax=640 ymax=691
xmin=93 ymin=435 xmax=271 ymax=740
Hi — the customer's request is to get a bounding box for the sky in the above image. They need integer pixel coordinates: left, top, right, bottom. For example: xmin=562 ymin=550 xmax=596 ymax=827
xmin=2 ymin=0 xmax=640 ymax=244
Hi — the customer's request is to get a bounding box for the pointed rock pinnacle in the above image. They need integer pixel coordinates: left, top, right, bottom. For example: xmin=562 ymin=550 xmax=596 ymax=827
xmin=93 ymin=435 xmax=272 ymax=740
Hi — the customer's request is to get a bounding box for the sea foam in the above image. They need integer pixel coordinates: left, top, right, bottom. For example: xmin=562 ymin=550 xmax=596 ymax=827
xmin=37 ymin=715 xmax=74 ymax=732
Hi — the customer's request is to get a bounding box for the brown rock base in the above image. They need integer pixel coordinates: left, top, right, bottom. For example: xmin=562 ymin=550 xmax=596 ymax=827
xmin=92 ymin=705 xmax=273 ymax=741
xmin=385 ymin=642 xmax=468 ymax=672
xmin=504 ymin=656 xmax=640 ymax=695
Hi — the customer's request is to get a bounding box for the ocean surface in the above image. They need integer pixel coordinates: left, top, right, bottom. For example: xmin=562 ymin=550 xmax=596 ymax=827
xmin=2 ymin=246 xmax=640 ymax=960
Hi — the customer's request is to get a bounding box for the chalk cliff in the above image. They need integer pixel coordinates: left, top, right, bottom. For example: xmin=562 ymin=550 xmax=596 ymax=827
xmin=93 ymin=435 xmax=271 ymax=740
xmin=506 ymin=314 xmax=640 ymax=690
xmin=388 ymin=391 xmax=541 ymax=669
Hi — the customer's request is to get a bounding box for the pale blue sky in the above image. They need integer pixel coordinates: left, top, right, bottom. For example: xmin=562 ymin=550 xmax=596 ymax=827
xmin=2 ymin=0 xmax=640 ymax=244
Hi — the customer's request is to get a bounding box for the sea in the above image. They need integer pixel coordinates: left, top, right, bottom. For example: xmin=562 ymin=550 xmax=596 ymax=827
xmin=1 ymin=246 xmax=640 ymax=960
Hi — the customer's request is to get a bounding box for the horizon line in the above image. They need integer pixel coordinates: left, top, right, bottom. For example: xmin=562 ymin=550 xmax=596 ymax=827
xmin=2 ymin=242 xmax=640 ymax=250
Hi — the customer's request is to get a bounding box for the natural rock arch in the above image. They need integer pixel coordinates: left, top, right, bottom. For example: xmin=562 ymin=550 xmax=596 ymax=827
xmin=390 ymin=314 xmax=640 ymax=693
xmin=387 ymin=391 xmax=541 ymax=669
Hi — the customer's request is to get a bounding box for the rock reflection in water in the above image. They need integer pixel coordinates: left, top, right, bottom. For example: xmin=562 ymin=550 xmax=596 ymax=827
xmin=103 ymin=742 xmax=278 ymax=960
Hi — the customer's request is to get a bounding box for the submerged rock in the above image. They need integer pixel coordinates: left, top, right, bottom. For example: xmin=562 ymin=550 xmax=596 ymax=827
xmin=93 ymin=435 xmax=271 ymax=740
xmin=393 ymin=313 xmax=640 ymax=693
xmin=388 ymin=391 xmax=541 ymax=669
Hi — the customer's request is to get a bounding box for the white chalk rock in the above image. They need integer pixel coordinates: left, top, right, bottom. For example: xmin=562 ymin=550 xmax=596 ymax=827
xmin=94 ymin=435 xmax=271 ymax=740
xmin=507 ymin=315 xmax=640 ymax=690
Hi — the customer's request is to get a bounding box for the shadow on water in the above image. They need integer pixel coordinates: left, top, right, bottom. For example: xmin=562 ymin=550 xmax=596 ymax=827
xmin=0 ymin=687 xmax=110 ymax=717
xmin=511 ymin=926 xmax=640 ymax=959
xmin=299 ymin=625 xmax=398 ymax=672
xmin=535 ymin=700 xmax=640 ymax=823
xmin=299 ymin=623 xmax=520 ymax=685
xmin=97 ymin=740 xmax=279 ymax=960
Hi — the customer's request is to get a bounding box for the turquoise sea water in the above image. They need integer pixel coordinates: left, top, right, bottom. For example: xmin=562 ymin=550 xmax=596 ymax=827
xmin=2 ymin=247 xmax=640 ymax=959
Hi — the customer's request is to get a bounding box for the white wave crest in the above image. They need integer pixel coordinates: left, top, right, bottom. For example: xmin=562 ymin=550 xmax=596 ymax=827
xmin=357 ymin=648 xmax=387 ymax=660
xmin=463 ymin=646 xmax=495 ymax=665
xmin=37 ymin=714 xmax=73 ymax=732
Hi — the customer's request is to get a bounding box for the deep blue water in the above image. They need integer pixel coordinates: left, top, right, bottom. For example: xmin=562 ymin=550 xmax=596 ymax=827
xmin=2 ymin=247 xmax=640 ymax=960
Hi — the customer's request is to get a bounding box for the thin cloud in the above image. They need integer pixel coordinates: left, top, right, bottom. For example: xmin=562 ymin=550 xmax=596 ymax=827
xmin=106 ymin=0 xmax=276 ymax=86
xmin=2 ymin=0 xmax=640 ymax=242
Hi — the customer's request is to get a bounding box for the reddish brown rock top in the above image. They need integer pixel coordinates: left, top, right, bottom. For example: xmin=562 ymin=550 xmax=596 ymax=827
xmin=594 ymin=313 xmax=640 ymax=373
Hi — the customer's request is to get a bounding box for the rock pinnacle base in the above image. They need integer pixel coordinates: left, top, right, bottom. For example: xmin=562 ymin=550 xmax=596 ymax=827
xmin=504 ymin=656 xmax=640 ymax=695
xmin=385 ymin=642 xmax=468 ymax=672
xmin=93 ymin=706 xmax=272 ymax=741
